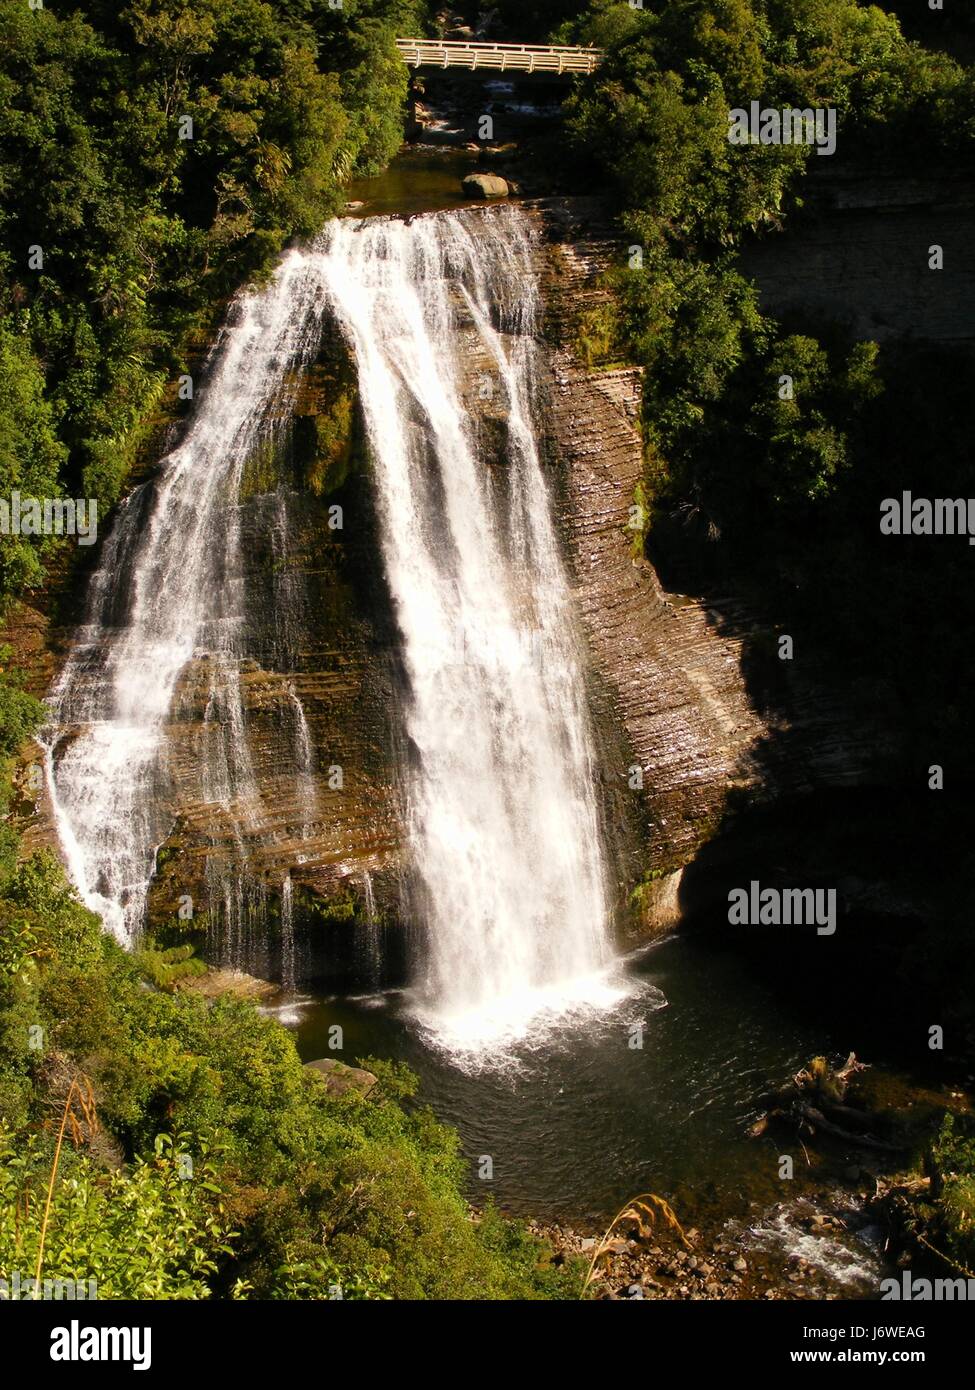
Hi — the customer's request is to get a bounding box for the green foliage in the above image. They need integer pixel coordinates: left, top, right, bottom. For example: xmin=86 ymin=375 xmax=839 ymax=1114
xmin=132 ymin=939 xmax=207 ymax=990
xmin=475 ymin=1201 xmax=587 ymax=1299
xmin=307 ymin=389 xmax=356 ymax=496
xmin=560 ymin=0 xmax=966 ymax=564
xmin=0 ymin=647 xmax=45 ymax=815
xmin=0 ymin=327 xmax=66 ymax=602
xmin=563 ymin=0 xmax=973 ymax=254
xmin=576 ymin=244 xmax=882 ymax=548
xmin=0 ymin=0 xmax=427 ymax=608
xmin=929 ymin=1114 xmax=975 ymax=1273
xmin=0 ymin=1130 xmax=233 ymax=1299
xmin=0 ymin=845 xmax=571 ymax=1299
xmin=566 ymin=2 xmax=803 ymax=249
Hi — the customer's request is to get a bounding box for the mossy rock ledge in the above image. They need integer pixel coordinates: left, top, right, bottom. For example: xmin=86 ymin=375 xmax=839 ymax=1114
xmin=304 ymin=1058 xmax=378 ymax=1097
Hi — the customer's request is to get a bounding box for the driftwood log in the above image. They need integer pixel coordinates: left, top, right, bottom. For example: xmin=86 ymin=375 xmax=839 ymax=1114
xmin=748 ymin=1052 xmax=901 ymax=1152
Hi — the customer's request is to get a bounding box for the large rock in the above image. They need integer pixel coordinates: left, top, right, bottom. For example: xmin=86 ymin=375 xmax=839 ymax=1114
xmin=462 ymin=173 xmax=509 ymax=200
xmin=304 ymin=1057 xmax=377 ymax=1097
xmin=176 ymin=968 xmax=277 ymax=1001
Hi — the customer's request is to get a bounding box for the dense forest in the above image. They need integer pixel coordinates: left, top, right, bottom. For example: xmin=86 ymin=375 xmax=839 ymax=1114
xmin=2 ymin=0 xmax=974 ymax=1303
xmin=1 ymin=0 xmax=574 ymax=1303
xmin=0 ymin=0 xmax=429 ymax=601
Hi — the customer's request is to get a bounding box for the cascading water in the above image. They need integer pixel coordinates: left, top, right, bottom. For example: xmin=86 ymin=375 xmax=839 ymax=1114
xmin=43 ymin=201 xmax=624 ymax=1055
xmin=43 ymin=252 xmax=331 ymax=946
xmin=281 ymin=873 xmax=296 ymax=994
xmin=359 ymin=870 xmax=382 ymax=989
xmin=317 ymin=207 xmax=622 ymax=1051
xmin=286 ymin=681 xmax=317 ymax=838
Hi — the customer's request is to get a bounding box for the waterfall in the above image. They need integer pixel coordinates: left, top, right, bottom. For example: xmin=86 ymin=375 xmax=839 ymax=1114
xmin=42 ymin=202 xmax=621 ymax=1054
xmin=281 ymin=873 xmax=295 ymax=994
xmin=42 ymin=250 xmax=332 ymax=945
xmin=362 ymin=870 xmax=377 ymax=925
xmin=286 ymin=682 xmax=317 ymax=846
xmin=317 ymin=208 xmax=619 ymax=1051
xmin=359 ymin=870 xmax=382 ymax=989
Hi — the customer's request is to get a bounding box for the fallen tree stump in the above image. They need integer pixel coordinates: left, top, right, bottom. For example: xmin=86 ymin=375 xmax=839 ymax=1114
xmin=749 ymin=1052 xmax=904 ymax=1153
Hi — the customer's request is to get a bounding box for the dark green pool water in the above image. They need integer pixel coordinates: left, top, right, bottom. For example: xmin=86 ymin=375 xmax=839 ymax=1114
xmin=289 ymin=934 xmax=841 ymax=1228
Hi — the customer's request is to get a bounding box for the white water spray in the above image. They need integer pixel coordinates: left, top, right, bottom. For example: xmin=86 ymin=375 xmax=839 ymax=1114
xmin=43 ymin=252 xmax=332 ymax=944
xmin=317 ymin=208 xmax=620 ymax=1052
xmin=281 ymin=872 xmax=296 ymax=994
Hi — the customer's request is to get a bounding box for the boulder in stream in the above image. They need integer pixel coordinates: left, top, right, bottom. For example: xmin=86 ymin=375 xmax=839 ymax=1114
xmin=462 ymin=173 xmax=509 ymax=200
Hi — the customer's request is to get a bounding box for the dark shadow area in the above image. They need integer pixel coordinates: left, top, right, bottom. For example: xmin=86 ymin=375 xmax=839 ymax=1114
xmin=676 ymin=786 xmax=971 ymax=1068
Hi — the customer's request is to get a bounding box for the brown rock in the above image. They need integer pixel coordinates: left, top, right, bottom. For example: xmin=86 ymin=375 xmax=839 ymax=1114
xmin=176 ymin=968 xmax=277 ymax=1001
xmin=305 ymin=1057 xmax=377 ymax=1097
xmin=462 ymin=173 xmax=509 ymax=200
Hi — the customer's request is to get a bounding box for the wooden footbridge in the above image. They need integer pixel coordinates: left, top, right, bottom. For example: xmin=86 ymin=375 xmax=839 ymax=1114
xmin=395 ymin=39 xmax=603 ymax=76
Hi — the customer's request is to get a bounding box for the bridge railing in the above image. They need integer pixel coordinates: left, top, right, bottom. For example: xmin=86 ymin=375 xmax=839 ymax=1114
xmin=395 ymin=39 xmax=603 ymax=75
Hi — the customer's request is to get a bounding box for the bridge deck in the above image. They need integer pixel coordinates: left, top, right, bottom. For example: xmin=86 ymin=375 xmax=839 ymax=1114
xmin=395 ymin=39 xmax=602 ymax=75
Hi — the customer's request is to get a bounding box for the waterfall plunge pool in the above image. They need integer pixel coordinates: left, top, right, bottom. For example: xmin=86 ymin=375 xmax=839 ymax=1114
xmin=287 ymin=933 xmax=847 ymax=1228
xmin=278 ymin=931 xmax=891 ymax=1296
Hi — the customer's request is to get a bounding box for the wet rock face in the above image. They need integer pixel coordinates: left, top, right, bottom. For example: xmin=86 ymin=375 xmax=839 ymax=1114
xmin=140 ymin=336 xmax=405 ymax=971
xmin=175 ymin=968 xmax=277 ymax=1001
xmin=526 ymin=198 xmax=897 ymax=939
xmin=17 ymin=198 xmax=903 ymax=970
xmin=738 ymin=165 xmax=975 ymax=345
xmin=525 ymin=201 xmax=765 ymax=933
xmin=12 ymin=316 xmax=406 ymax=980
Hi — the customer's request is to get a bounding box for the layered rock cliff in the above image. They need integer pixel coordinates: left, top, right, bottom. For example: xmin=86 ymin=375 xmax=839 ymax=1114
xmin=527 ymin=199 xmax=907 ymax=940
xmin=9 ymin=195 xmax=920 ymax=977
